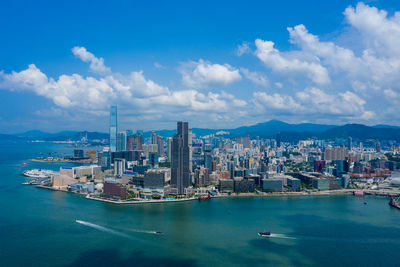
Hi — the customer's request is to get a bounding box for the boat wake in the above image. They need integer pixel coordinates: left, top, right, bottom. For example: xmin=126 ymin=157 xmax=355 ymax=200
xmin=269 ymin=233 xmax=297 ymax=239
xmin=125 ymin=229 xmax=160 ymax=235
xmin=75 ymin=220 xmax=132 ymax=239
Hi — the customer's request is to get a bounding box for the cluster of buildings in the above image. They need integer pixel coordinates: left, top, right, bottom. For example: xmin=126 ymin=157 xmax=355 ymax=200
xmin=47 ymin=106 xmax=400 ymax=200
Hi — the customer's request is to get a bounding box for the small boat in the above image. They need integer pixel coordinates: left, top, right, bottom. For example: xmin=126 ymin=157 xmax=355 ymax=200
xmin=258 ymin=231 xmax=271 ymax=237
xmin=155 ymin=231 xmax=164 ymax=235
xmin=389 ymin=195 xmax=400 ymax=209
xmin=198 ymin=195 xmax=211 ymax=201
xmin=22 ymin=163 xmax=27 ymax=166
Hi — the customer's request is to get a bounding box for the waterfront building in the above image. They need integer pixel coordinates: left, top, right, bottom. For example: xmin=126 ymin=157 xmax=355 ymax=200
xmin=287 ymin=177 xmax=301 ymax=191
xmin=312 ymin=178 xmax=330 ymax=190
xmin=261 ymin=179 xmax=283 ymax=192
xmin=336 ymin=160 xmax=349 ymax=176
xmin=218 ymin=179 xmax=234 ymax=192
xmin=104 ymin=181 xmax=127 ymax=198
xmin=68 ymin=182 xmax=95 ymax=193
xmin=144 ymin=170 xmax=165 ymax=189
xmin=245 ymin=174 xmax=261 ymax=187
xmin=341 ymin=174 xmax=350 ymax=188
xmin=233 ymin=178 xmax=255 ymax=192
xmin=109 ymin=106 xmax=117 ymax=152
xmin=51 ymin=174 xmax=76 ymax=189
xmin=171 ymin=121 xmax=191 ymax=195
xmin=60 ymin=165 xmax=100 ymax=179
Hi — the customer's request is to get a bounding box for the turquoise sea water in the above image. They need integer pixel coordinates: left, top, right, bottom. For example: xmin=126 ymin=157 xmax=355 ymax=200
xmin=1 ymin=142 xmax=400 ymax=266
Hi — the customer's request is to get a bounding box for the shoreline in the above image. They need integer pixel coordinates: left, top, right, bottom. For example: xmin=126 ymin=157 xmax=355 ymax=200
xmin=29 ymin=158 xmax=96 ymax=164
xmin=35 ymin=185 xmax=392 ymax=205
xmin=217 ymin=189 xmax=354 ymax=198
xmin=85 ymin=195 xmax=198 ymax=204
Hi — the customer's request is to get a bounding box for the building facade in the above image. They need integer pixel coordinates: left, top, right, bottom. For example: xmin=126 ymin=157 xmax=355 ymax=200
xmin=109 ymin=106 xmax=117 ymax=152
xmin=171 ymin=121 xmax=191 ymax=195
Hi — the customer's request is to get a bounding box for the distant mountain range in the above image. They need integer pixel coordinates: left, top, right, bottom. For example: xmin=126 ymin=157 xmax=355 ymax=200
xmin=2 ymin=120 xmax=400 ymax=142
xmin=8 ymin=130 xmax=109 ymax=141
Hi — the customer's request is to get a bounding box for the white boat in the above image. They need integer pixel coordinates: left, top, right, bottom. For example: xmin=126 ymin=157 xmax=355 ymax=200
xmin=22 ymin=169 xmax=56 ymax=179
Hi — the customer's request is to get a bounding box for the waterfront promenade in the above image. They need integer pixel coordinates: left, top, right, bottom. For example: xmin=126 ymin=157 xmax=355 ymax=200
xmin=36 ymin=184 xmax=400 ymax=206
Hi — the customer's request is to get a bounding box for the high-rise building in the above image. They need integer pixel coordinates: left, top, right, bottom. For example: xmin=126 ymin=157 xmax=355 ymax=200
xmin=148 ymin=152 xmax=159 ymax=168
xmin=116 ymin=132 xmax=126 ymax=151
xmin=189 ymin=128 xmax=193 ymax=171
xmin=347 ymin=136 xmax=352 ymax=150
xmin=150 ymin=131 xmax=164 ymax=156
xmin=114 ymin=158 xmax=126 ymax=176
xmin=167 ymin=137 xmax=172 ymax=162
xmin=314 ymin=160 xmax=326 ymax=173
xmin=100 ymin=147 xmax=111 ymax=170
xmin=127 ymin=132 xmax=143 ymax=151
xmin=276 ymin=132 xmax=281 ymax=148
xmin=324 ymin=146 xmax=348 ymax=161
xmin=157 ymin=135 xmax=165 ymax=156
xmin=171 ymin=121 xmax=191 ymax=195
xmin=109 ymin=106 xmax=117 ymax=152
xmin=228 ymin=161 xmax=234 ymax=179
xmin=204 ymin=144 xmax=212 ymax=173
xmin=135 ymin=131 xmax=143 ymax=150
xmin=151 ymin=131 xmax=158 ymax=145
xmin=375 ymin=141 xmax=381 ymax=153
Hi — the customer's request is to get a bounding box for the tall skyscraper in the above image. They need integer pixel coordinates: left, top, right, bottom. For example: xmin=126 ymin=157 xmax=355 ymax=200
xmin=204 ymin=144 xmax=212 ymax=173
xmin=157 ymin=135 xmax=165 ymax=156
xmin=116 ymin=132 xmax=126 ymax=151
xmin=171 ymin=121 xmax=190 ymax=195
xmin=375 ymin=140 xmax=381 ymax=153
xmin=151 ymin=131 xmax=158 ymax=144
xmin=276 ymin=132 xmax=281 ymax=148
xmin=347 ymin=136 xmax=352 ymax=150
xmin=167 ymin=137 xmax=172 ymax=162
xmin=109 ymin=106 xmax=117 ymax=152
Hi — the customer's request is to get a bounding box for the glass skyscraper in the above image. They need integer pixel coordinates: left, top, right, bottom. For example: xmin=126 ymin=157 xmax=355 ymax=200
xmin=171 ymin=121 xmax=191 ymax=195
xmin=109 ymin=106 xmax=117 ymax=152
xmin=116 ymin=131 xmax=126 ymax=151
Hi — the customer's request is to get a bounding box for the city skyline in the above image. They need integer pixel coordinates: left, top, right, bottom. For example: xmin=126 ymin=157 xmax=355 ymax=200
xmin=2 ymin=1 xmax=400 ymax=134
xmin=3 ymin=1 xmax=400 ymax=266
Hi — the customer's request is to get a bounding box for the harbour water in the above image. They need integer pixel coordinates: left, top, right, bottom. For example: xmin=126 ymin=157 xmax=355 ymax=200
xmin=1 ymin=142 xmax=400 ymax=266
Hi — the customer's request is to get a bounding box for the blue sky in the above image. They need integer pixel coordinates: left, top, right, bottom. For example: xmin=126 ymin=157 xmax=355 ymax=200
xmin=1 ymin=0 xmax=400 ymax=133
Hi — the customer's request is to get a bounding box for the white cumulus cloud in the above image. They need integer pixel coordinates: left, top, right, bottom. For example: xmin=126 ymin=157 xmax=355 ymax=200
xmin=255 ymin=39 xmax=330 ymax=85
xmin=240 ymin=68 xmax=269 ymax=87
xmin=180 ymin=59 xmax=241 ymax=89
xmin=72 ymin=46 xmax=111 ymax=75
